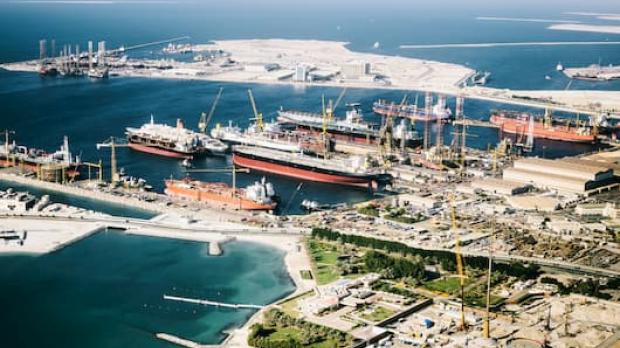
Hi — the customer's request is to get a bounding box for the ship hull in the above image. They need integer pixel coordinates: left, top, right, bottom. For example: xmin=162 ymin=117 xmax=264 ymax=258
xmin=233 ymin=150 xmax=390 ymax=189
xmin=164 ymin=181 xmax=276 ymax=211
xmin=490 ymin=115 xmax=596 ymax=143
xmin=128 ymin=142 xmax=198 ymax=159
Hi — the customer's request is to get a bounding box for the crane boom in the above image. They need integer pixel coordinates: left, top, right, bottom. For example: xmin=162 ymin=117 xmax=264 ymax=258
xmin=248 ymin=89 xmax=263 ymax=132
xmin=199 ymin=87 xmax=224 ymax=133
xmin=332 ymin=87 xmax=348 ymax=114
xmin=451 ymin=194 xmax=467 ymax=331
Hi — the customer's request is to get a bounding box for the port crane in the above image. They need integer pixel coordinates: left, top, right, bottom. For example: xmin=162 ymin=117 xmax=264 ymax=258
xmin=248 ymin=89 xmax=264 ymax=132
xmin=483 ymin=218 xmax=495 ymax=338
xmin=450 ymin=194 xmax=467 ymax=331
xmin=96 ymin=136 xmax=130 ymax=185
xmin=198 ymin=87 xmax=224 ymax=134
xmin=185 ymin=166 xmax=250 ymax=193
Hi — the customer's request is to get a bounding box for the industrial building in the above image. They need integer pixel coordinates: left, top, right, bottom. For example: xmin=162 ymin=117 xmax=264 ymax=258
xmin=0 ymin=189 xmax=36 ymax=213
xmin=502 ymin=158 xmax=618 ymax=195
xmin=470 ymin=177 xmax=531 ymax=196
xmin=340 ymin=60 xmax=371 ymax=79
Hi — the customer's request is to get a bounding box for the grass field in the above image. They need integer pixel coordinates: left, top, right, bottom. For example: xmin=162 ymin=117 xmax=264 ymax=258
xmin=308 ymin=239 xmax=342 ymax=285
xmin=300 ymin=270 xmax=313 ymax=280
xmin=279 ymin=290 xmax=315 ymax=318
xmin=265 ymin=327 xmax=340 ymax=347
xmin=423 ymin=276 xmax=472 ymax=294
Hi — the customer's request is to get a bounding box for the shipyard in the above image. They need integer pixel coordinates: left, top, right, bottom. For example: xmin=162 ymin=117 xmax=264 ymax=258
xmin=2 ymin=2 xmax=620 ymax=347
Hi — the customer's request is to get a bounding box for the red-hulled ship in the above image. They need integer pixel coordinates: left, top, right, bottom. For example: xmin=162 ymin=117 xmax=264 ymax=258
xmin=490 ymin=110 xmax=596 ymax=143
xmin=232 ymin=146 xmax=392 ymax=189
xmin=164 ymin=177 xmax=277 ymax=211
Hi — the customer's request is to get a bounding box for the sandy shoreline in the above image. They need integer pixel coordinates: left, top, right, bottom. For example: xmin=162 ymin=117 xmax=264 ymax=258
xmin=549 ymin=23 xmax=620 ymax=35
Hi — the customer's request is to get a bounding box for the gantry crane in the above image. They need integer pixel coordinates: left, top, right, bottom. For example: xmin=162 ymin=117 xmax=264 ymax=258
xmin=248 ymin=89 xmax=263 ymax=132
xmin=96 ymin=136 xmax=129 ymax=185
xmin=450 ymin=194 xmax=467 ymax=331
xmin=198 ymin=87 xmax=224 ymax=134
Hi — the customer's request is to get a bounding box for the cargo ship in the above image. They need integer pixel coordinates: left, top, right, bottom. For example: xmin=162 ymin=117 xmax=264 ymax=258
xmin=233 ymin=145 xmax=392 ymax=189
xmin=372 ymin=99 xmax=452 ymax=122
xmin=490 ymin=110 xmax=596 ymax=143
xmin=211 ymin=120 xmax=330 ymax=154
xmin=0 ymin=135 xmax=81 ymax=180
xmin=277 ymin=103 xmax=421 ymax=147
xmin=164 ymin=176 xmax=277 ymax=211
xmin=126 ymin=116 xmax=228 ymax=159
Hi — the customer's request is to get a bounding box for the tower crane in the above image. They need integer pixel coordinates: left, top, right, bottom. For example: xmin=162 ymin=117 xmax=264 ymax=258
xmin=96 ymin=136 xmax=130 ymax=185
xmin=247 ymin=89 xmax=263 ymax=132
xmin=450 ymin=194 xmax=467 ymax=331
xmin=198 ymin=87 xmax=224 ymax=134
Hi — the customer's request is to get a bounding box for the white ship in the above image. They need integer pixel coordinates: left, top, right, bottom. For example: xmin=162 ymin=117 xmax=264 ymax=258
xmin=211 ymin=120 xmax=305 ymax=152
xmin=126 ymin=116 xmax=228 ymax=159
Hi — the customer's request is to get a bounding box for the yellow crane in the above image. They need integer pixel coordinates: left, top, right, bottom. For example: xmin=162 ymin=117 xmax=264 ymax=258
xmin=248 ymin=89 xmax=263 ymax=132
xmin=450 ymin=194 xmax=467 ymax=331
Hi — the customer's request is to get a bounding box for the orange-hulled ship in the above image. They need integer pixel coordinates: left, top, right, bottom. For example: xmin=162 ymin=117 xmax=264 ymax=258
xmin=490 ymin=109 xmax=596 ymax=143
xmin=164 ymin=177 xmax=277 ymax=211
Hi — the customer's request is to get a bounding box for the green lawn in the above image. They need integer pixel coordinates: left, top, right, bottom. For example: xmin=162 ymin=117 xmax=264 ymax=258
xmin=359 ymin=306 xmax=396 ymax=322
xmin=423 ymin=276 xmax=470 ymax=294
xmin=279 ymin=290 xmax=315 ymax=318
xmin=267 ymin=327 xmax=302 ymax=341
xmin=308 ymin=239 xmax=342 ymax=285
xmin=266 ymin=327 xmax=340 ymax=348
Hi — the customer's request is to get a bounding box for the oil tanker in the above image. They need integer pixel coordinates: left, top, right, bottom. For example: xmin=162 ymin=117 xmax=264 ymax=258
xmin=126 ymin=116 xmax=228 ymax=159
xmin=490 ymin=110 xmax=596 ymax=143
xmin=277 ymin=103 xmax=420 ymax=147
xmin=164 ymin=177 xmax=277 ymax=211
xmin=232 ymin=145 xmax=392 ymax=189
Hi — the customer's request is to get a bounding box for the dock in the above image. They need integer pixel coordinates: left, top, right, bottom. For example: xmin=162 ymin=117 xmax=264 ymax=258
xmin=163 ymin=294 xmax=265 ymax=310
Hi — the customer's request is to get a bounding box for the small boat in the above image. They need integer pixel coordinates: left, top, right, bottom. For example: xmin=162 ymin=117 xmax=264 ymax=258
xmin=181 ymin=158 xmax=192 ymax=168
xmin=556 ymin=62 xmax=564 ymax=71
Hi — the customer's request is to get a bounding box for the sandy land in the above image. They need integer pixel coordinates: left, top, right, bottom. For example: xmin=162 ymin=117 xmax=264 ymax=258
xmin=464 ymin=86 xmax=620 ymax=113
xmin=0 ymin=218 xmax=102 ymax=254
xmin=549 ymin=23 xmax=620 ymax=35
xmin=199 ymin=39 xmax=475 ymax=91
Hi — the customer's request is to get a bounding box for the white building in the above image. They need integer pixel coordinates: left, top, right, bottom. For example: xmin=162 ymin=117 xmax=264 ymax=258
xmin=341 ymin=60 xmax=371 ymax=79
xmin=0 ymin=189 xmax=36 ymax=213
xmin=293 ymin=64 xmax=308 ymax=82
xmin=502 ymin=158 xmax=617 ymax=195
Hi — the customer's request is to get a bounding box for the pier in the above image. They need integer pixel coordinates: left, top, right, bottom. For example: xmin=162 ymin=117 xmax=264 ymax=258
xmin=163 ymin=294 xmax=265 ymax=310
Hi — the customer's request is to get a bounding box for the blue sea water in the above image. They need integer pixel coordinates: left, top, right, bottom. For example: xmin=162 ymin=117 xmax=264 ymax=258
xmin=0 ymin=1 xmax=620 ymax=346
xmin=0 ymin=231 xmax=295 ymax=347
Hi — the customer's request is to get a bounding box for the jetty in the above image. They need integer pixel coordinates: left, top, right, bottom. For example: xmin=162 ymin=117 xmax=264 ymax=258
xmin=163 ymin=294 xmax=265 ymax=310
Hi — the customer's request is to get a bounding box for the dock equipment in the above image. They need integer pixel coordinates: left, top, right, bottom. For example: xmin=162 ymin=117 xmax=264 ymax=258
xmin=248 ymin=89 xmax=263 ymax=132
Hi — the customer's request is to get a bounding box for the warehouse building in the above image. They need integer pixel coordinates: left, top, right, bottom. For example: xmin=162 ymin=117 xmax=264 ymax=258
xmin=470 ymin=177 xmax=531 ymax=196
xmin=502 ymin=158 xmax=618 ymax=195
